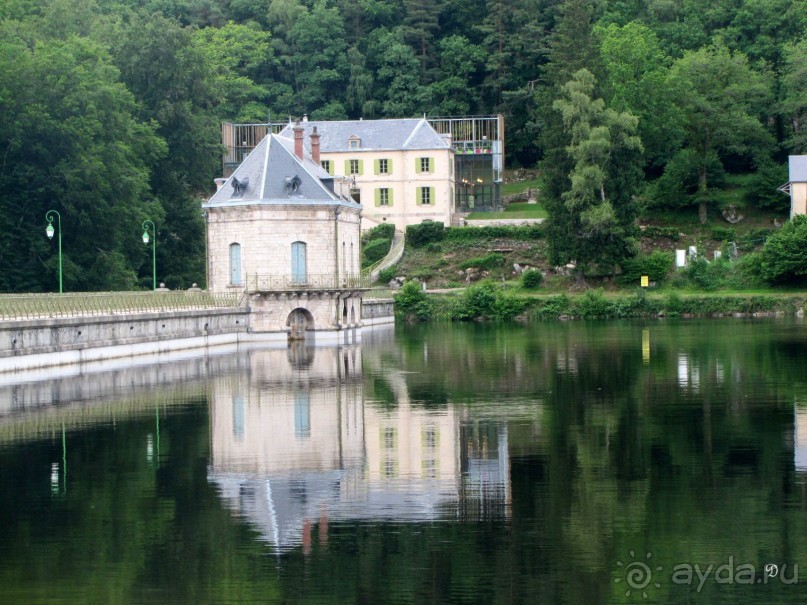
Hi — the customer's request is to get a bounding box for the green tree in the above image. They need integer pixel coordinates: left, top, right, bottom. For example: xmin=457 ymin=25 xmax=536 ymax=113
xmin=596 ymin=21 xmax=683 ymax=169
xmin=193 ymin=21 xmax=276 ymax=121
xmin=287 ymin=0 xmax=349 ymax=116
xmin=427 ymin=35 xmax=484 ymax=115
xmin=667 ymin=44 xmax=774 ymax=223
xmin=109 ymin=13 xmax=219 ymax=287
xmin=0 ymin=32 xmax=164 ymax=292
xmin=549 ymin=69 xmax=643 ymax=280
xmin=780 ymin=39 xmax=807 ymax=153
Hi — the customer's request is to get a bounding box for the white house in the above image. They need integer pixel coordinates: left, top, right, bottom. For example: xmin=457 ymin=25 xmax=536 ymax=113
xmin=203 ymin=123 xmax=365 ymax=341
xmin=279 ymin=118 xmax=455 ymax=231
xmin=780 ymin=156 xmax=807 ymax=218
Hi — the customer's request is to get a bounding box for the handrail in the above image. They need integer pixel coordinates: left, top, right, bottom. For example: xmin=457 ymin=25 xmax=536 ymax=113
xmin=246 ymin=273 xmax=371 ymax=292
xmin=369 ymin=230 xmax=406 ymax=282
xmin=0 ymin=290 xmax=243 ymax=321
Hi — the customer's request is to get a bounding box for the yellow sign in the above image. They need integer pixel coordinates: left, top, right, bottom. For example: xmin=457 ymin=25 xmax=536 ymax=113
xmin=640 ymin=275 xmax=649 ymax=288
xmin=642 ymin=328 xmax=650 ymax=364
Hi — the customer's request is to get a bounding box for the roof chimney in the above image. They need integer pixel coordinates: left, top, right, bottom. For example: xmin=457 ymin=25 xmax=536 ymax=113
xmin=293 ymin=120 xmax=304 ymax=160
xmin=311 ymin=126 xmax=321 ymax=166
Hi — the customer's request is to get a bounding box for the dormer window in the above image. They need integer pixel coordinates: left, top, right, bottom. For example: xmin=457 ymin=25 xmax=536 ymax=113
xmin=348 ymin=136 xmax=361 ymax=150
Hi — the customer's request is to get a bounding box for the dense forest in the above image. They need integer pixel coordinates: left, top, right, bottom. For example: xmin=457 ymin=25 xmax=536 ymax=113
xmin=1 ymin=0 xmax=805 ymax=291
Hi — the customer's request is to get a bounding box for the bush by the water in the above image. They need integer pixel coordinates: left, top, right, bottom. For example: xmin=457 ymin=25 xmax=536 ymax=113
xmin=451 ymin=281 xmax=526 ymax=321
xmin=394 ymin=280 xmax=434 ymax=321
xmin=406 ymin=221 xmax=445 ymax=248
xmin=759 ymin=215 xmax=807 ymax=284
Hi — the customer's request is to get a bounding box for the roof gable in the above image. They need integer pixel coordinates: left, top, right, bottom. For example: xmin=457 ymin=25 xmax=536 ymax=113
xmin=205 ymin=134 xmax=357 ymax=208
xmin=278 ymin=119 xmax=451 ymax=152
xmin=789 ymin=156 xmax=807 ymax=182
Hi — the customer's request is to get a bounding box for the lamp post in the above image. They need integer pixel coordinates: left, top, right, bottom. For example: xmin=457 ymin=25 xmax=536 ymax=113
xmin=142 ymin=220 xmax=156 ymax=290
xmin=45 ymin=210 xmax=63 ymax=294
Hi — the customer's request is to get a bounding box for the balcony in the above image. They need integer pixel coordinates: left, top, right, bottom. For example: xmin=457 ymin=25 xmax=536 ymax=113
xmin=246 ymin=274 xmax=371 ymax=293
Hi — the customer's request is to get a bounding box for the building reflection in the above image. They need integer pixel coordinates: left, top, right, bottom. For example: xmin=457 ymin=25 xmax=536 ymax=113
xmin=207 ymin=344 xmax=511 ymax=553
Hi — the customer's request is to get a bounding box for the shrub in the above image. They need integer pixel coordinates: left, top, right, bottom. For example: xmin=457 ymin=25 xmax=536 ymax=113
xmin=459 ymin=253 xmax=506 ymax=271
xmin=378 ymin=266 xmax=397 ymax=284
xmin=406 ymin=221 xmax=445 ymax=247
xmin=710 ymin=226 xmax=735 ymax=242
xmin=531 ymin=295 xmax=571 ymax=320
xmin=521 ymin=269 xmax=543 ymax=289
xmin=574 ymin=289 xmax=610 ymax=319
xmin=426 ymin=242 xmax=443 ymax=253
xmin=444 ymin=224 xmax=544 ymax=242
xmin=641 ymin=226 xmax=680 ymax=240
xmin=362 ymin=237 xmax=392 ymax=266
xmin=394 ymin=281 xmax=433 ymax=321
xmin=452 ymin=281 xmax=526 ymax=321
xmin=759 ymin=215 xmax=807 ymax=284
xmin=619 ymin=250 xmax=673 ymax=285
xmin=362 ymin=222 xmax=395 ymax=244
xmin=684 ymin=257 xmax=733 ymax=291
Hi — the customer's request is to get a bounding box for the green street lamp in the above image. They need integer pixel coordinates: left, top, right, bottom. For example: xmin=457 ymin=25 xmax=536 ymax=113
xmin=141 ymin=220 xmax=156 ymax=290
xmin=45 ymin=210 xmax=63 ymax=294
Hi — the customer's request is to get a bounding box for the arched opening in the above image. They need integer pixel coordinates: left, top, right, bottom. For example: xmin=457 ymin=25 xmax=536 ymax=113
xmin=287 ymin=307 xmax=315 ymax=341
xmin=230 ymin=243 xmax=242 ymax=286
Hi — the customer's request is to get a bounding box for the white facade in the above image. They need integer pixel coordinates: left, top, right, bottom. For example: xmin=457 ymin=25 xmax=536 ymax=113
xmin=280 ymin=119 xmax=455 ymax=231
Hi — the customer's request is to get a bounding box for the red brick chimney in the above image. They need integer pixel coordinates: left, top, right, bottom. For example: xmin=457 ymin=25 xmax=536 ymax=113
xmin=293 ymin=120 xmax=304 ymax=160
xmin=311 ymin=126 xmax=321 ymax=166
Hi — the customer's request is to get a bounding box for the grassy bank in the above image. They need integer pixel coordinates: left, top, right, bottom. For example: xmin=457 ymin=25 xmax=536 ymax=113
xmin=394 ymin=281 xmax=807 ymax=322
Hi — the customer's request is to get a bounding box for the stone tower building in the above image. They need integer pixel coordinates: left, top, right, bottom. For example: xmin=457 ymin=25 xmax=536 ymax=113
xmin=203 ymin=124 xmax=365 ymax=342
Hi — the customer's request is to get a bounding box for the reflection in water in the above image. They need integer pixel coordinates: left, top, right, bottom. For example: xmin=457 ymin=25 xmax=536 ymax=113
xmin=208 ymin=344 xmax=511 ymax=552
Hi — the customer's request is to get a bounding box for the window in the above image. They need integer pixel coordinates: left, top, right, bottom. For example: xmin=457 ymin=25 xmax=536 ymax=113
xmin=349 ymin=136 xmax=361 ymax=150
xmin=291 ymin=241 xmax=307 ymax=284
xmin=376 ymin=187 xmax=391 ymax=207
xmin=229 ymin=243 xmax=242 ymax=286
xmin=376 ymin=158 xmax=390 ymax=174
xmin=346 ymin=159 xmax=364 ymax=175
xmin=418 ymin=186 xmax=433 ymax=205
xmin=417 ymin=157 xmax=433 ymax=173
xmin=321 ymin=159 xmax=332 ymax=174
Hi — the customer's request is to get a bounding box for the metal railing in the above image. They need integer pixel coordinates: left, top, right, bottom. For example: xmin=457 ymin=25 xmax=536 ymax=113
xmin=0 ymin=290 xmax=244 ymax=321
xmin=246 ymin=273 xmax=371 ymax=292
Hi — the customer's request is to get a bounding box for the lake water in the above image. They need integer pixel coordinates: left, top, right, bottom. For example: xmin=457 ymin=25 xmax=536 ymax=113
xmin=1 ymin=319 xmax=806 ymax=604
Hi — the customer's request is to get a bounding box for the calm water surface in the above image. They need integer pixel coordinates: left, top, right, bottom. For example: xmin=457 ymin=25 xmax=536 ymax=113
xmin=1 ymin=319 xmax=806 ymax=604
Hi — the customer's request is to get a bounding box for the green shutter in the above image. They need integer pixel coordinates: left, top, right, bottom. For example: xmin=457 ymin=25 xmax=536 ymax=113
xmin=388 ymin=188 xmax=394 ymax=207
xmin=430 ymin=186 xmax=435 ymax=204
xmin=387 ymin=158 xmax=393 ymax=174
xmin=344 ymin=160 xmax=350 ymax=175
xmin=358 ymin=159 xmax=364 ymax=175
xmin=416 ymin=186 xmax=422 ymax=205
xmin=328 ymin=160 xmax=334 ymax=176
xmin=374 ymin=188 xmax=381 ymax=207
xmin=374 ymin=159 xmax=380 ymax=175
xmin=415 ymin=157 xmax=421 ymax=173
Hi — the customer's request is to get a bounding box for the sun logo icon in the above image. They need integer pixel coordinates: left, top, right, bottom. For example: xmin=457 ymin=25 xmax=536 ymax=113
xmin=615 ymin=551 xmax=663 ymax=599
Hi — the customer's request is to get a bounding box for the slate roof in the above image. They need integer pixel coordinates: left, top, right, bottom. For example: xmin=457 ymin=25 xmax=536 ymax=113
xmin=789 ymin=156 xmax=807 ymax=182
xmin=204 ymin=134 xmax=359 ymax=208
xmin=277 ymin=118 xmax=451 ymax=153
